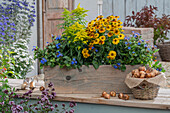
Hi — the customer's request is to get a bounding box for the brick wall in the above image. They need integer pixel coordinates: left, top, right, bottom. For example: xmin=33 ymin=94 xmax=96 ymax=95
xmin=123 ymin=27 xmax=154 ymax=45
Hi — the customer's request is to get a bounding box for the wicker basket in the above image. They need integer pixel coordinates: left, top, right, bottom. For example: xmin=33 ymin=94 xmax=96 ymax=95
xmin=131 ymin=81 xmax=160 ymax=100
xmin=157 ymin=42 xmax=170 ymax=62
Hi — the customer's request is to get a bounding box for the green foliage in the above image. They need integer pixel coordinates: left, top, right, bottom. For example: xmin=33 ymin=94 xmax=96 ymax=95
xmin=57 ymin=3 xmax=88 ymax=29
xmin=124 ymin=5 xmax=170 ymax=45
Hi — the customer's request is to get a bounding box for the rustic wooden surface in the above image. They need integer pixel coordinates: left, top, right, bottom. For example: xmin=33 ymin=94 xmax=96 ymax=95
xmin=2 ymin=78 xmax=170 ymax=110
xmin=44 ymin=65 xmax=141 ymax=94
xmin=43 ymin=0 xmax=74 ymax=47
xmin=15 ymin=84 xmax=170 ymax=110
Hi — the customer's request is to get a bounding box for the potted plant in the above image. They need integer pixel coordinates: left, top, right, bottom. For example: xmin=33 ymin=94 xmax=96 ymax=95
xmin=34 ymin=4 xmax=162 ymax=94
xmin=124 ymin=5 xmax=170 ymax=61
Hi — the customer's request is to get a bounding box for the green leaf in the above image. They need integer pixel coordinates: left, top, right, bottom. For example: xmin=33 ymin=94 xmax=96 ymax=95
xmin=92 ymin=61 xmax=99 ymax=69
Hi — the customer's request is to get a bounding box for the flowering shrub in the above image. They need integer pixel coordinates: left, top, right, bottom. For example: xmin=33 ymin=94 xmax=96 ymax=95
xmin=124 ymin=5 xmax=170 ymax=45
xmin=0 ymin=0 xmax=36 ymax=78
xmin=34 ymin=5 xmax=161 ymax=71
xmin=11 ymin=39 xmax=35 ymax=78
xmin=0 ymin=81 xmax=76 ymax=113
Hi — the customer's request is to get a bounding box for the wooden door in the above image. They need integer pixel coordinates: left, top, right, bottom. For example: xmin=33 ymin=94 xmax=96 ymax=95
xmin=43 ymin=0 xmax=74 ymax=47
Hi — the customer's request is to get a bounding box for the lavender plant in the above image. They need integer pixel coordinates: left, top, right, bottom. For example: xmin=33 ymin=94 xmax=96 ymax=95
xmin=0 ymin=82 xmax=76 ymax=113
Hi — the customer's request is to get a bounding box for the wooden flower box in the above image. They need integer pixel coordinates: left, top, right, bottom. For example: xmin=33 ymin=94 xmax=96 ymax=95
xmin=44 ymin=65 xmax=141 ymax=94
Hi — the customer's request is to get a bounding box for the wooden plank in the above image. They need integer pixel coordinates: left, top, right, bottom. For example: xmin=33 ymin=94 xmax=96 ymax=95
xmin=15 ymin=88 xmax=170 ymax=110
xmin=102 ymin=0 xmax=113 ymax=18
xmin=113 ymin=0 xmax=125 ymax=22
xmin=44 ymin=65 xmax=142 ymax=94
xmin=136 ymin=0 xmax=147 ymax=12
xmin=48 ymin=0 xmax=68 ymax=9
xmin=125 ymin=0 xmax=137 ymax=16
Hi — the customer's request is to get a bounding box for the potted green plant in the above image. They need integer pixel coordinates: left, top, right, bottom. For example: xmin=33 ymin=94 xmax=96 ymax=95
xmin=124 ymin=5 xmax=170 ymax=61
xmin=34 ymin=4 xmax=162 ymax=94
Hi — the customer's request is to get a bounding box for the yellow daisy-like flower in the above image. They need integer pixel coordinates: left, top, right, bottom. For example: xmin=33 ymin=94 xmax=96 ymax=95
xmin=99 ymin=36 xmax=106 ymax=41
xmin=102 ymin=19 xmax=107 ymax=22
xmin=83 ymin=53 xmax=90 ymax=58
xmin=98 ymin=15 xmax=104 ymax=19
xmin=107 ymin=50 xmax=116 ymax=60
xmin=115 ymin=16 xmax=120 ymax=19
xmin=89 ymin=32 xmax=94 ymax=38
xmin=94 ymin=33 xmax=99 ymax=38
xmin=112 ymin=18 xmax=117 ymax=22
xmin=90 ymin=27 xmax=96 ymax=32
xmin=106 ymin=25 xmax=112 ymax=31
xmin=103 ymin=21 xmax=108 ymax=27
xmin=114 ymin=29 xmax=120 ymax=35
xmin=99 ymin=27 xmax=106 ymax=33
xmin=90 ymin=40 xmax=95 ymax=45
xmin=94 ymin=38 xmax=100 ymax=44
xmin=118 ymin=34 xmax=125 ymax=40
xmin=99 ymin=40 xmax=105 ymax=45
xmin=82 ymin=48 xmax=89 ymax=54
xmin=112 ymin=38 xmax=120 ymax=45
xmin=94 ymin=18 xmax=98 ymax=22
xmin=110 ymin=27 xmax=115 ymax=32
xmin=108 ymin=31 xmax=114 ymax=37
xmin=96 ymin=25 xmax=102 ymax=29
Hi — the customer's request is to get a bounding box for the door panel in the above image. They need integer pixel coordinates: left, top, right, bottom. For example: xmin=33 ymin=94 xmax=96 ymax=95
xmin=43 ymin=0 xmax=74 ymax=47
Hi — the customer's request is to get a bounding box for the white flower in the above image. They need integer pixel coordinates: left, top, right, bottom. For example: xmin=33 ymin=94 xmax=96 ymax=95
xmin=31 ymin=66 xmax=35 ymax=69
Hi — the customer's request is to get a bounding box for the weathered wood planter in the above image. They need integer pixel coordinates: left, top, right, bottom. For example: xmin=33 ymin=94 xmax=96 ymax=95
xmin=44 ymin=65 xmax=141 ymax=94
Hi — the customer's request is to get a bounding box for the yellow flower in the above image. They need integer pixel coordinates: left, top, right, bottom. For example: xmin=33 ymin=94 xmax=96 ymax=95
xmin=82 ymin=48 xmax=89 ymax=54
xmin=115 ymin=16 xmax=120 ymax=19
xmin=114 ymin=29 xmax=120 ymax=35
xmin=94 ymin=39 xmax=100 ymax=44
xmin=112 ymin=38 xmax=120 ymax=45
xmin=94 ymin=33 xmax=99 ymax=38
xmin=107 ymin=51 xmax=116 ymax=60
xmin=90 ymin=40 xmax=95 ymax=45
xmin=108 ymin=31 xmax=113 ymax=37
xmin=90 ymin=27 xmax=96 ymax=32
xmin=78 ymin=46 xmax=81 ymax=50
xmin=99 ymin=40 xmax=105 ymax=45
xmin=98 ymin=15 xmax=104 ymax=19
xmin=99 ymin=27 xmax=105 ymax=33
xmin=83 ymin=53 xmax=90 ymax=58
xmin=103 ymin=21 xmax=108 ymax=27
xmin=118 ymin=34 xmax=125 ymax=40
xmin=94 ymin=18 xmax=98 ymax=22
xmin=99 ymin=36 xmax=106 ymax=41
xmin=96 ymin=25 xmax=102 ymax=29
xmin=106 ymin=25 xmax=112 ymax=31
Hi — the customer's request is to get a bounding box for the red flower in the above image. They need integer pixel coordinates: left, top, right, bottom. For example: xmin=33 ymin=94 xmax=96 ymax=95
xmin=3 ymin=68 xmax=7 ymax=71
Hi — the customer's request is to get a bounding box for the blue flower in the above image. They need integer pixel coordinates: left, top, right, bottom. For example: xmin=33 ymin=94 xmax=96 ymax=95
xmin=71 ymin=58 xmax=77 ymax=65
xmin=42 ymin=58 xmax=47 ymax=62
xmin=56 ymin=43 xmax=60 ymax=49
xmin=117 ymin=63 xmax=121 ymax=66
xmin=40 ymin=60 xmax=45 ymax=64
xmin=138 ymin=42 xmax=141 ymax=45
xmin=132 ymin=31 xmax=135 ymax=34
xmin=154 ymin=45 xmax=157 ymax=48
xmin=141 ymin=39 xmax=144 ymax=42
xmin=57 ymin=53 xmax=63 ymax=58
xmin=144 ymin=44 xmax=147 ymax=47
xmin=128 ymin=47 xmax=131 ymax=50
xmin=55 ymin=35 xmax=61 ymax=40
xmin=95 ymin=49 xmax=98 ymax=52
xmin=159 ymin=69 xmax=162 ymax=72
xmin=147 ymin=48 xmax=150 ymax=51
xmin=113 ymin=65 xmax=118 ymax=69
xmin=46 ymin=42 xmax=49 ymax=44
xmin=32 ymin=46 xmax=36 ymax=51
xmin=71 ymin=61 xmax=74 ymax=65
xmin=125 ymin=42 xmax=128 ymax=45
xmin=92 ymin=47 xmax=94 ymax=49
xmin=132 ymin=51 xmax=135 ymax=54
